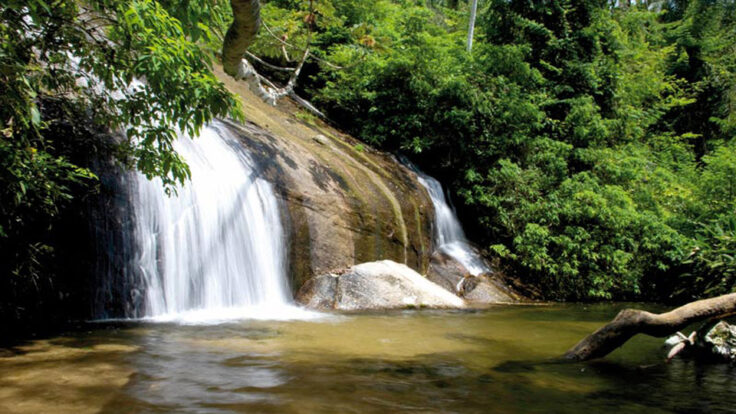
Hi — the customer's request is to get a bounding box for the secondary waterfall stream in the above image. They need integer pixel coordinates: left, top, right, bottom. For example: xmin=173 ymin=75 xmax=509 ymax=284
xmin=412 ymin=168 xmax=490 ymax=276
xmin=128 ymin=121 xmax=312 ymax=323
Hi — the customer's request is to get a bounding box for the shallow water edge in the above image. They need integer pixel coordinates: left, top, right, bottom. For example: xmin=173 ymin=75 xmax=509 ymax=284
xmin=1 ymin=304 xmax=734 ymax=414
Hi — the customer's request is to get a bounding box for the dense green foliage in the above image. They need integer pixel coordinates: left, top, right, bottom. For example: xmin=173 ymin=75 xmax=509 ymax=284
xmin=2 ymin=0 xmax=735 ymax=314
xmin=251 ymin=0 xmax=735 ymax=301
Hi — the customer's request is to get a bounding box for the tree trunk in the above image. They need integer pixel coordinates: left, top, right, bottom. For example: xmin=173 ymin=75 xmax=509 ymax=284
xmin=468 ymin=0 xmax=478 ymax=52
xmin=564 ymin=293 xmax=736 ymax=361
xmin=222 ymin=0 xmax=261 ymax=77
xmin=466 ymin=0 xmax=478 ymax=52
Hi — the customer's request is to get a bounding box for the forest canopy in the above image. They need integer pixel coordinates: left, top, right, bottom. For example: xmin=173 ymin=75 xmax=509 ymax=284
xmin=271 ymin=0 xmax=736 ymax=302
xmin=1 ymin=0 xmax=735 ymax=313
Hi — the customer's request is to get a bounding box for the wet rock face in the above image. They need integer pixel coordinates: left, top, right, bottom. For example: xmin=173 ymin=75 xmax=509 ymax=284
xmin=462 ymin=277 xmax=518 ymax=303
xmin=222 ymin=120 xmax=434 ymax=294
xmin=426 ymin=251 xmax=468 ymax=293
xmin=296 ymin=260 xmax=466 ymax=310
xmin=217 ymin=66 xmax=523 ymax=304
xmin=426 ymin=252 xmax=518 ymax=304
xmin=296 ymin=274 xmax=338 ymax=310
xmin=214 ymin=68 xmax=435 ymax=294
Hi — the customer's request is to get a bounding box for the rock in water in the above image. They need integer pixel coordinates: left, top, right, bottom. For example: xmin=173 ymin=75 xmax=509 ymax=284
xmin=664 ymin=332 xmax=696 ymax=362
xmin=297 ymin=274 xmax=339 ymax=310
xmin=698 ymin=321 xmax=736 ymax=362
xmin=296 ymin=260 xmax=465 ymax=310
xmin=462 ymin=276 xmax=518 ymax=303
xmin=664 ymin=321 xmax=736 ymax=363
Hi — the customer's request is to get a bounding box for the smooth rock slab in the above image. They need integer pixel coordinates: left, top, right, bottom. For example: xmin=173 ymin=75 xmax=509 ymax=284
xmin=296 ymin=260 xmax=465 ymax=311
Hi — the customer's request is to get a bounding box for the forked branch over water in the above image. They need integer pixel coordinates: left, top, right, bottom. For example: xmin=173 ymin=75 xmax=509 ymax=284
xmin=565 ymin=293 xmax=736 ymax=361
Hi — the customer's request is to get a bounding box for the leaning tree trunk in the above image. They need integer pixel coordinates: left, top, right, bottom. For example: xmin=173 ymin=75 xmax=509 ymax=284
xmin=223 ymin=0 xmax=261 ymax=77
xmin=221 ymin=0 xmax=315 ymax=106
xmin=565 ymin=293 xmax=736 ymax=361
xmin=466 ymin=0 xmax=478 ymax=52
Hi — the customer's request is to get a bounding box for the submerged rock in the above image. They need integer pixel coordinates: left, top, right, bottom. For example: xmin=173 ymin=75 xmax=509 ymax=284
xmin=296 ymin=260 xmax=466 ymax=310
xmin=427 ymin=251 xmax=519 ymax=304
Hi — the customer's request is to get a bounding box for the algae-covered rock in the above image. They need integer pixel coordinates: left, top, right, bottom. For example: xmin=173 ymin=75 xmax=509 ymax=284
xmin=296 ymin=260 xmax=465 ymax=310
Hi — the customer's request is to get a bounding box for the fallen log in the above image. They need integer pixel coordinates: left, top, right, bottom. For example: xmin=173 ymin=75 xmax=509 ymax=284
xmin=564 ymin=293 xmax=736 ymax=361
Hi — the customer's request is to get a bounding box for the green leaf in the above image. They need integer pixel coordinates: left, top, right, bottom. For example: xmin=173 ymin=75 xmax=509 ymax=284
xmin=30 ymin=106 xmax=41 ymax=126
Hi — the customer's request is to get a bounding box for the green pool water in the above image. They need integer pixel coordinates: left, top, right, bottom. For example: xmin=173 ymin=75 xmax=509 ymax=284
xmin=1 ymin=304 xmax=734 ymax=413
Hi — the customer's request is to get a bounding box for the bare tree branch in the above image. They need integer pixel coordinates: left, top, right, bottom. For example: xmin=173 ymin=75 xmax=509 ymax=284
xmin=565 ymin=293 xmax=736 ymax=361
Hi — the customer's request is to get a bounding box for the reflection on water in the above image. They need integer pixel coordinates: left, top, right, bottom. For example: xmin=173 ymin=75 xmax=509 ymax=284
xmin=1 ymin=305 xmax=735 ymax=413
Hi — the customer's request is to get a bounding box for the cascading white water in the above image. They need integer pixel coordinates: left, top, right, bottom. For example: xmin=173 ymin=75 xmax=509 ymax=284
xmin=414 ymin=171 xmax=490 ymax=276
xmin=130 ymin=121 xmax=314 ymax=323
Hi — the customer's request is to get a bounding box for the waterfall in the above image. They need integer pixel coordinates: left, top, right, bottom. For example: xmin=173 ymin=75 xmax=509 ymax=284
xmin=409 ymin=165 xmax=490 ymax=276
xmin=127 ymin=121 xmax=312 ymax=323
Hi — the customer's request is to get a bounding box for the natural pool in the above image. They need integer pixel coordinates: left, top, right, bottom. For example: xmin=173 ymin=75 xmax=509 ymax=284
xmin=1 ymin=304 xmax=734 ymax=414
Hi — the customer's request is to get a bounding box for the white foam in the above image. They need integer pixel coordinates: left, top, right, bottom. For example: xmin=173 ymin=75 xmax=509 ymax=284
xmin=142 ymin=304 xmax=326 ymax=325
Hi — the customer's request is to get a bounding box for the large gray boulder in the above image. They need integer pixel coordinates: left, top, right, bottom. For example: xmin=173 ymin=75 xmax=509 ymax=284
xmin=296 ymin=260 xmax=466 ymax=311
